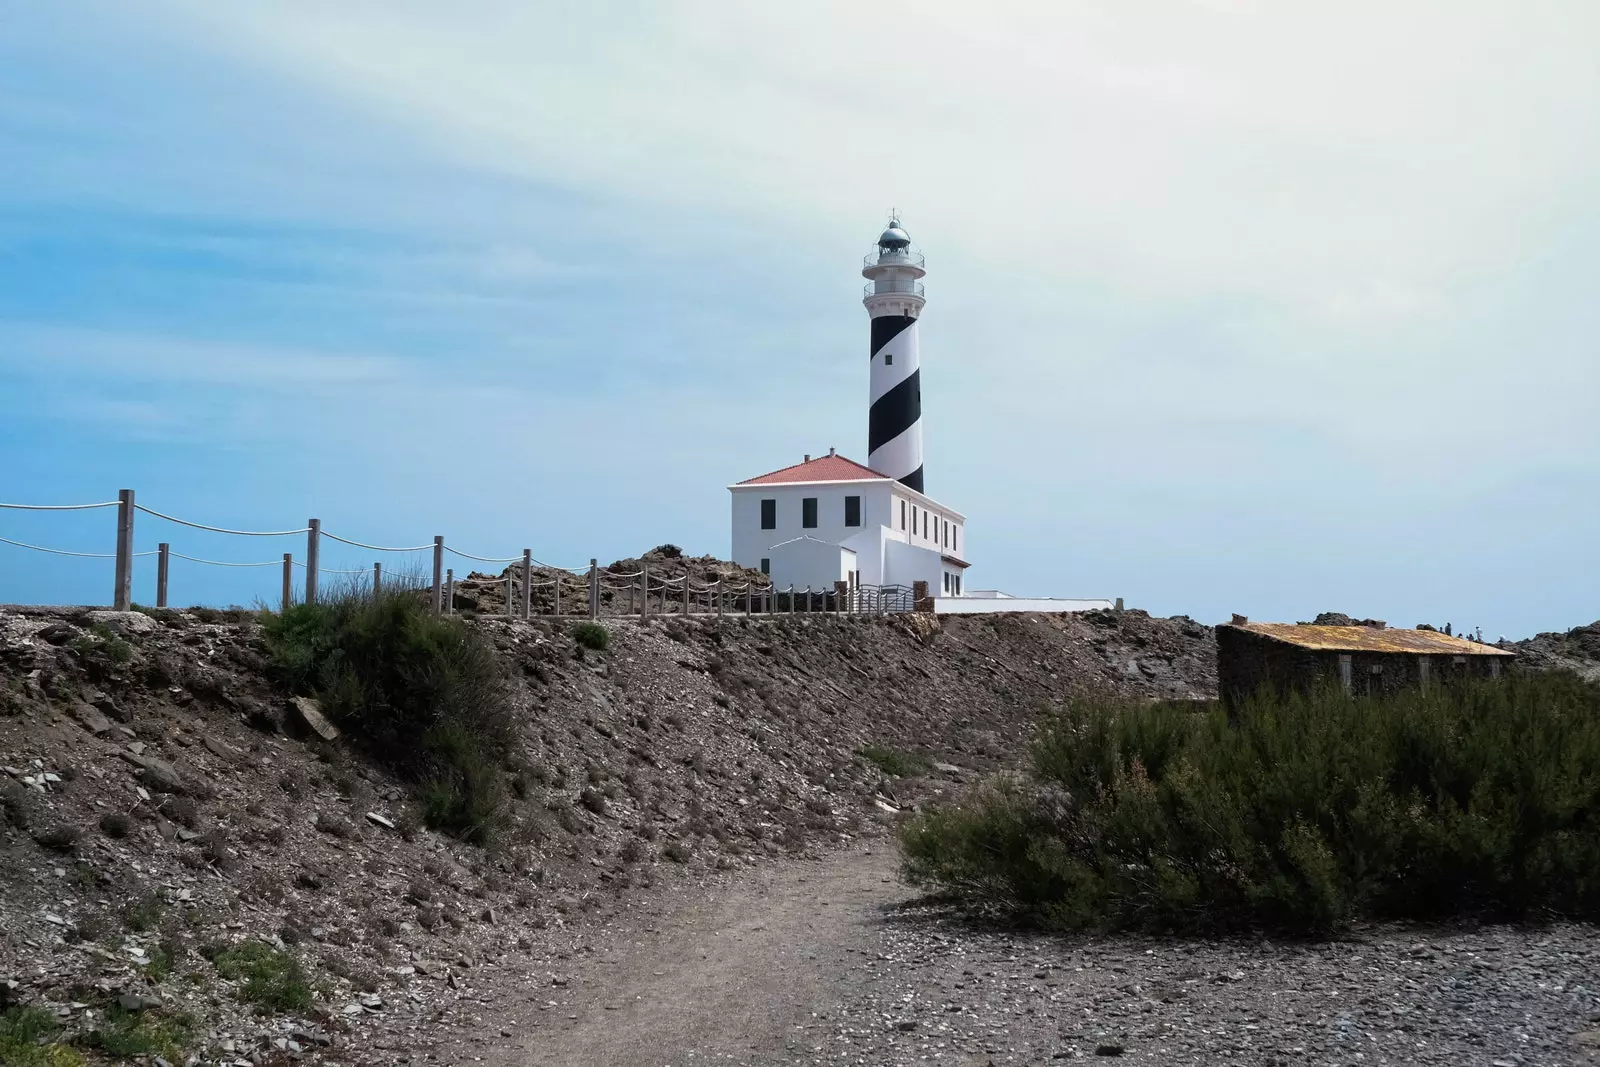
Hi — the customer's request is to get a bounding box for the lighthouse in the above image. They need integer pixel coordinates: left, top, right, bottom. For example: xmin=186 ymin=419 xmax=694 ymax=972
xmin=862 ymin=216 xmax=926 ymax=494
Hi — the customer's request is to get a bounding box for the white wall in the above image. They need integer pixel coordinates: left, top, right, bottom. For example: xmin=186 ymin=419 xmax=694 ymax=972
xmin=932 ymin=597 xmax=1116 ymax=615
xmin=730 ymin=479 xmax=968 ymax=589
xmin=886 ymin=491 xmax=965 ymax=560
xmin=731 ymin=483 xmax=890 ymax=573
xmin=883 ymin=537 xmax=947 ymax=591
xmin=765 ymin=537 xmax=854 ymax=591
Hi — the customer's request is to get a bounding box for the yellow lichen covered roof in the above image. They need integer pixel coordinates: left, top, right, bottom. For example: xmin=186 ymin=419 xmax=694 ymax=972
xmin=1230 ymin=623 xmax=1515 ymax=656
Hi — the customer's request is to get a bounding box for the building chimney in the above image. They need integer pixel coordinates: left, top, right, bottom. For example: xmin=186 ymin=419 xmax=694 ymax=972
xmin=1231 ymin=613 xmax=1248 ymax=625
xmin=829 ymin=446 xmax=836 ymax=457
xmin=803 ymin=454 xmax=811 ymax=463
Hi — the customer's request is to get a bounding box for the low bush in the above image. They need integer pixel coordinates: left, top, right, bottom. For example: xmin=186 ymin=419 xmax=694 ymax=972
xmin=262 ymin=584 xmax=511 ymax=845
xmin=0 ymin=1007 xmax=86 ymax=1067
xmin=901 ymin=672 xmax=1600 ymax=935
xmin=859 ymin=744 xmax=931 ymax=778
xmin=571 ymin=621 xmax=610 ymax=652
xmin=211 ymin=941 xmax=313 ymax=1012
xmin=83 ymin=1006 xmax=194 ymax=1060
xmin=70 ymin=624 xmax=132 ymax=668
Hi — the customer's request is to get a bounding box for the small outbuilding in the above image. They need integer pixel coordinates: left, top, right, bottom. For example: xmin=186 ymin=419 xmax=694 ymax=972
xmin=1216 ymin=617 xmax=1515 ymax=708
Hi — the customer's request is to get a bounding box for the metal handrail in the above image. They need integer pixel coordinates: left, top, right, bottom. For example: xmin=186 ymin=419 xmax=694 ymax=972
xmin=862 ymin=281 xmax=925 ymax=300
xmin=863 ymin=251 xmax=925 ymax=270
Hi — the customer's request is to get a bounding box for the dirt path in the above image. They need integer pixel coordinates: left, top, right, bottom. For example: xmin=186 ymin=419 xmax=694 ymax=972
xmin=475 ymin=846 xmax=904 ymax=1067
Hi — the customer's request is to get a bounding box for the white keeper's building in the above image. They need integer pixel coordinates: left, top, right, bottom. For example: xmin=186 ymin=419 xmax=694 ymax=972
xmin=728 ymin=448 xmax=968 ymax=595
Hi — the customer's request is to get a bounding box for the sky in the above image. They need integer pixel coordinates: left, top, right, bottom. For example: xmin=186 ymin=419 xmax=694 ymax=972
xmin=1 ymin=1 xmax=1596 ymax=637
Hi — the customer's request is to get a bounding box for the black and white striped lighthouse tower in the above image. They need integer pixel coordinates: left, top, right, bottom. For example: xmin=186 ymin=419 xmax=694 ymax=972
xmin=863 ymin=216 xmax=927 ymax=493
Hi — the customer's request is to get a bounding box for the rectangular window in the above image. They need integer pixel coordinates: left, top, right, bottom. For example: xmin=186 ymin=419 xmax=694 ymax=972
xmin=885 ymin=352 xmax=893 ymax=365
xmin=954 ymin=575 xmax=961 ymax=595
xmin=942 ymin=572 xmax=950 ymax=593
xmin=802 ymin=497 xmax=818 ymax=528
xmin=900 ymin=499 xmax=906 ymax=529
xmin=844 ymin=495 xmax=861 ymax=527
xmin=760 ymin=499 xmax=776 ymax=530
xmin=943 ymin=520 xmax=948 ymax=548
xmin=953 ymin=526 xmax=958 ymax=553
xmin=759 ymin=558 xmax=770 ymax=574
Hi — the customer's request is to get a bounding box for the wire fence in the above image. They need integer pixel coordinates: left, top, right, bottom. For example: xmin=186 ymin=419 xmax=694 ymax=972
xmin=0 ymin=488 xmax=929 ymax=619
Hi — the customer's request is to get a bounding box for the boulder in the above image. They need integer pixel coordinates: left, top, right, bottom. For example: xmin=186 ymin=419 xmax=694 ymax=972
xmin=291 ymin=696 xmax=341 ymax=741
xmin=71 ymin=701 xmax=114 ymax=736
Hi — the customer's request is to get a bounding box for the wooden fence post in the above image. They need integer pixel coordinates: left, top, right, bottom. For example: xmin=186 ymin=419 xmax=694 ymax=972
xmin=505 ymin=571 xmax=514 ymax=618
xmin=431 ymin=536 xmax=444 ymax=616
xmin=446 ymin=568 xmax=455 ymax=614
xmin=281 ymin=554 xmax=292 ymax=612
xmin=522 ymin=549 xmax=532 ymax=620
xmin=588 ymin=559 xmax=599 ymax=619
xmin=683 ymin=574 xmax=691 ymax=615
xmin=156 ymin=542 xmax=170 ymax=608
xmin=113 ymin=489 xmax=135 ymax=611
xmin=373 ymin=561 xmax=381 ymax=595
xmin=553 ymin=572 xmax=561 ymax=618
xmin=715 ymin=579 xmax=723 ymax=618
xmin=640 ymin=565 xmax=650 ymax=620
xmin=305 ymin=519 xmax=320 ymax=606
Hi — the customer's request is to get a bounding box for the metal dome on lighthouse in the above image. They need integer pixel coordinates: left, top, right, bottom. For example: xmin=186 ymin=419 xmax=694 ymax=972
xmin=862 ymin=213 xmax=927 ymax=493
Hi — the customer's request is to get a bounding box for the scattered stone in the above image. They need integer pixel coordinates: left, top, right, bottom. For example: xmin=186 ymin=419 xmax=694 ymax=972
xmin=88 ymin=609 xmax=159 ymax=635
xmin=1095 ymin=1041 xmax=1125 ymax=1056
xmin=365 ymin=811 xmax=395 ymax=830
xmin=895 ymin=1020 xmax=918 ymax=1032
xmin=291 ymin=696 xmax=340 ymax=741
xmin=203 ymin=736 xmax=240 ymax=763
xmin=71 ymin=701 xmax=114 ymax=735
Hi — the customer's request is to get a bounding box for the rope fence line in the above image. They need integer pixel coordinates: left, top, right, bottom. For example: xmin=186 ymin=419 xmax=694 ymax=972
xmin=134 ymin=504 xmax=310 ymax=537
xmin=0 ymin=500 xmax=121 ymax=511
xmin=168 ymin=551 xmax=283 ymax=569
xmin=444 ymin=546 xmax=524 ymax=564
xmin=320 ymin=530 xmax=435 ymax=553
xmin=3 ymin=487 xmax=936 ymax=620
xmin=0 ymin=535 xmax=155 ymax=559
xmin=290 ymin=561 xmax=368 ymax=575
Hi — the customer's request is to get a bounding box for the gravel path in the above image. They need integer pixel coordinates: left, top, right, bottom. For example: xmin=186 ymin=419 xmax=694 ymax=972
xmin=462 ymin=847 xmax=1600 ymax=1067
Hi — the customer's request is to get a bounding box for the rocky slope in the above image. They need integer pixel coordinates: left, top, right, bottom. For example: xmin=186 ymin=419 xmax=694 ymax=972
xmin=1512 ymin=620 xmax=1600 ymax=683
xmin=0 ymin=602 xmax=1214 ymax=1065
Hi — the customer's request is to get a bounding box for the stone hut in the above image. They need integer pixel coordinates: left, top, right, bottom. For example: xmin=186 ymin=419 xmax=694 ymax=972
xmin=1216 ymin=617 xmax=1515 ymax=709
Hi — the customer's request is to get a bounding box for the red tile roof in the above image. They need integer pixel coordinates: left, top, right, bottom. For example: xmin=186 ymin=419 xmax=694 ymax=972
xmin=736 ymin=453 xmax=889 ymax=486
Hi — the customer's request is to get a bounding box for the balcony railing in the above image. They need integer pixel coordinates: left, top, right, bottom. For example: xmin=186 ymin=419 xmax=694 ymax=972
xmin=863 ymin=281 xmax=926 ymax=299
xmin=863 ymin=250 xmax=926 ymax=270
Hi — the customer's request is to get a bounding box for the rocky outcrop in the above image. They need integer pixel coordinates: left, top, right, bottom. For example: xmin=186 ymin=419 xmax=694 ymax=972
xmin=1511 ymin=619 xmax=1600 ymax=682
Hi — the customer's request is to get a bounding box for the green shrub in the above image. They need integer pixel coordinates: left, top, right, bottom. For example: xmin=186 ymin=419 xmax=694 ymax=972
xmin=211 ymin=941 xmax=313 ymax=1012
xmin=901 ymin=672 xmax=1600 ymax=935
xmin=571 ymin=621 xmax=610 ymax=651
xmin=83 ymin=1006 xmax=194 ymax=1060
xmin=0 ymin=1007 xmax=88 ymax=1066
xmin=262 ymin=585 xmax=512 ymax=846
xmin=121 ymin=891 xmax=165 ymax=932
xmin=859 ymin=744 xmax=931 ymax=778
xmin=70 ymin=624 xmax=132 ymax=667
